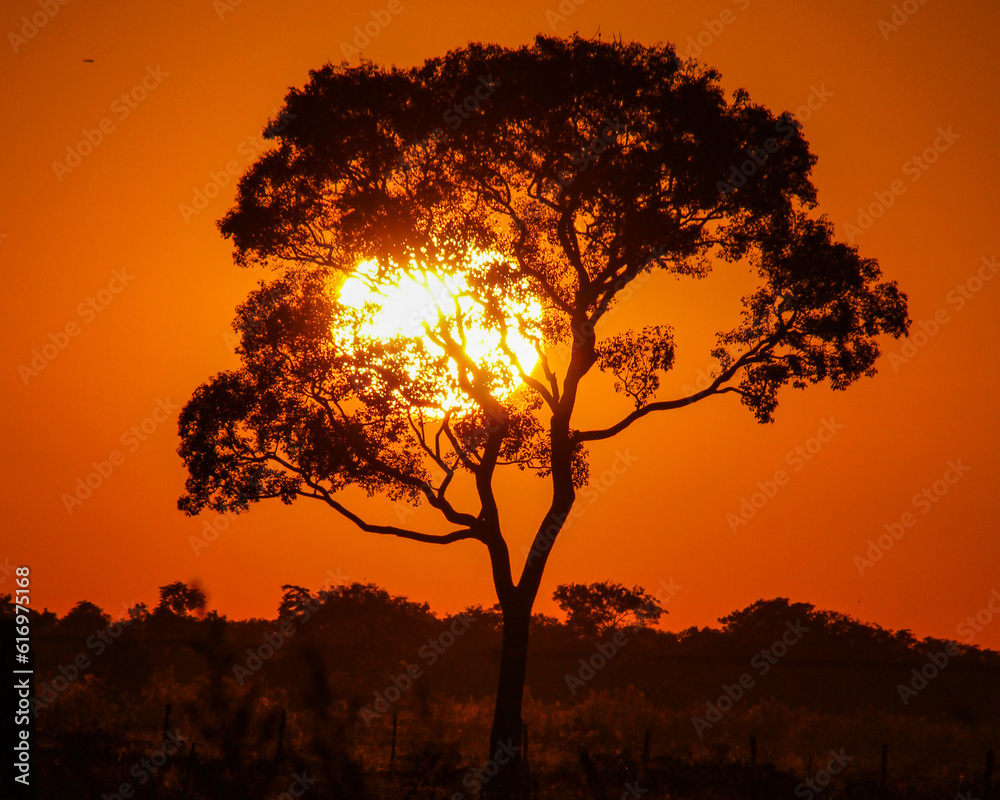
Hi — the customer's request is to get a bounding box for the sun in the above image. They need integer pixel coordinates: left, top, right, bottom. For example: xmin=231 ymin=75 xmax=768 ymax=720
xmin=334 ymin=249 xmax=543 ymax=412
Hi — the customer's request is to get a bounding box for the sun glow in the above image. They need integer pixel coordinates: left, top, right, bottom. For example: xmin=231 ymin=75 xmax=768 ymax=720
xmin=335 ymin=250 xmax=543 ymax=412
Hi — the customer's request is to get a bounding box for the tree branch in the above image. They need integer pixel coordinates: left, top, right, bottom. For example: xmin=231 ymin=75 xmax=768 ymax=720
xmin=573 ymin=385 xmax=747 ymax=443
xmin=573 ymin=328 xmax=785 ymax=443
xmin=304 ymin=482 xmax=481 ymax=545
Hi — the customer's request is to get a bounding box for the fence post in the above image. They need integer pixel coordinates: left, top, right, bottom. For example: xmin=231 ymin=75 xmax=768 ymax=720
xmin=275 ymin=707 xmax=286 ymax=763
xmin=390 ymin=712 xmax=397 ymax=773
xmin=880 ymin=743 xmax=888 ymax=794
xmin=182 ymin=742 xmax=197 ymax=797
xmin=522 ymin=721 xmax=531 ymax=798
xmin=642 ymin=729 xmax=650 ymax=778
xmin=984 ymin=749 xmax=995 ymax=800
xmin=151 ymin=704 xmax=172 ymax=800
xmin=750 ymin=735 xmax=757 ymax=767
xmin=579 ymin=747 xmax=609 ymax=800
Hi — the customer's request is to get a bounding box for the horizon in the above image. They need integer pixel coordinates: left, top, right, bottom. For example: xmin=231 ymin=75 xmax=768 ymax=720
xmin=3 ymin=0 xmax=999 ymax=657
xmin=27 ymin=578 xmax=1000 ymax=656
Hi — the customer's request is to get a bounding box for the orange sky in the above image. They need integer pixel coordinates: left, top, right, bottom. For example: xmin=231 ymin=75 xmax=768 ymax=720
xmin=2 ymin=0 xmax=999 ymax=650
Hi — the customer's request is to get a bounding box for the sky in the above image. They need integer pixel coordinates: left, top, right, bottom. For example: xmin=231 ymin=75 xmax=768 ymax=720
xmin=2 ymin=0 xmax=999 ymax=651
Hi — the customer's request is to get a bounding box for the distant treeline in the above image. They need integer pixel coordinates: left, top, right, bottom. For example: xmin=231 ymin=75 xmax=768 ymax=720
xmin=6 ymin=582 xmax=999 ymax=726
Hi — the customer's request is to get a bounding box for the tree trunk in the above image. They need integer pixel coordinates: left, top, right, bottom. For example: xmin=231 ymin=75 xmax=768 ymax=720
xmin=483 ymin=600 xmax=532 ymax=799
xmin=480 ymin=425 xmax=577 ymax=798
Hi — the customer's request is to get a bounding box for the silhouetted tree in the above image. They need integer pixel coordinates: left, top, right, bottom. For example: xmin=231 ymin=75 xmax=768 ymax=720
xmin=156 ymin=581 xmax=207 ymax=616
xmin=59 ymin=600 xmax=110 ymax=638
xmin=459 ymin=603 xmax=504 ymax=632
xmin=277 ymin=584 xmax=315 ymax=622
xmin=126 ymin=602 xmax=150 ymax=623
xmin=717 ymin=597 xmax=815 ymax=635
xmin=177 ymin=35 xmax=909 ymax=797
xmin=554 ymin=581 xmax=664 ymax=635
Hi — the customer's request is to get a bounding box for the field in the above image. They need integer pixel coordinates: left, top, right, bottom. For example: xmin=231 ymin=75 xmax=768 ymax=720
xmin=17 ymin=587 xmax=999 ymax=799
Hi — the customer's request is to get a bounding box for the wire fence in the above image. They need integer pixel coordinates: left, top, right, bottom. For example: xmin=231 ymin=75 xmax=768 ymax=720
xmin=34 ymin=699 xmax=998 ymax=799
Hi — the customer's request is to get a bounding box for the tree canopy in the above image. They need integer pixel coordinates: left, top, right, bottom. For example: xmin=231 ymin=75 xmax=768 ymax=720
xmin=178 ymin=36 xmax=908 ymax=597
xmin=553 ymin=580 xmax=664 ymax=635
xmin=156 ymin=581 xmax=207 ymax=617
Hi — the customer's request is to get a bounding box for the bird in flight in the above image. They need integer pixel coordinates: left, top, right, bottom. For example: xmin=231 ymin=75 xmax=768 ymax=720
xmin=83 ymin=59 xmax=94 ymax=63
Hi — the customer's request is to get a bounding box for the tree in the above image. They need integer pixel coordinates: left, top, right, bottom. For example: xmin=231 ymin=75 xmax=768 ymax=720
xmin=177 ymin=35 xmax=908 ymax=797
xmin=126 ymin=602 xmax=150 ymax=623
xmin=277 ymin=584 xmax=316 ymax=622
xmin=156 ymin=581 xmax=207 ymax=617
xmin=59 ymin=600 xmax=110 ymax=633
xmin=718 ymin=597 xmax=816 ymax=636
xmin=553 ymin=581 xmax=664 ymax=635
